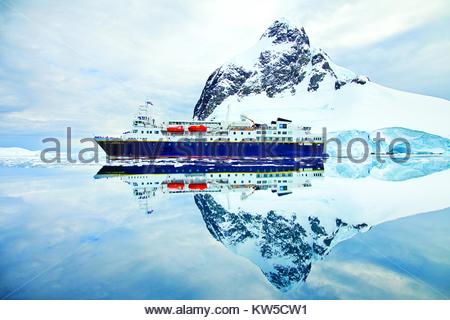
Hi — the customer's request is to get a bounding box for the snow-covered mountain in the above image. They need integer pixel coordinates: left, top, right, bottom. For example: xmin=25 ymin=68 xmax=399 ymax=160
xmin=193 ymin=19 xmax=450 ymax=140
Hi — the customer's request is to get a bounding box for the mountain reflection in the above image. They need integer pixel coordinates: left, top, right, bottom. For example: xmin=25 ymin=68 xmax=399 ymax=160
xmin=94 ymin=156 xmax=448 ymax=291
xmin=195 ymin=193 xmax=369 ymax=290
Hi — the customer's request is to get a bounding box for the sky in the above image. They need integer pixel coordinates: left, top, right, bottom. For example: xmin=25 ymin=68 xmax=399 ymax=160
xmin=0 ymin=0 xmax=449 ymax=149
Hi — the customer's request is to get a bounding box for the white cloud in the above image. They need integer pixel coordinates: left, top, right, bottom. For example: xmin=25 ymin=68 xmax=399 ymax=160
xmin=301 ymin=0 xmax=449 ymax=49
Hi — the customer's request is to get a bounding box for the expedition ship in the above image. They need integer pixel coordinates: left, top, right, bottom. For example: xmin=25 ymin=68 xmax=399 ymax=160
xmin=94 ymin=102 xmax=324 ymax=159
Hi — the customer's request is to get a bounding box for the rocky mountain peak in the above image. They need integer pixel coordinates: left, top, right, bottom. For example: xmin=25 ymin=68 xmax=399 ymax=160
xmin=193 ymin=19 xmax=368 ymax=120
xmin=260 ymin=19 xmax=310 ymax=46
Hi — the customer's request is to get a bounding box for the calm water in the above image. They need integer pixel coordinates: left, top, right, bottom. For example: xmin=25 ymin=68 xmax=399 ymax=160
xmin=0 ymin=157 xmax=449 ymax=299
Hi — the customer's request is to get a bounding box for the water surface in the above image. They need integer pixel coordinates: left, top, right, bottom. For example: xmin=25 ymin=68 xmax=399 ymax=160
xmin=0 ymin=157 xmax=449 ymax=299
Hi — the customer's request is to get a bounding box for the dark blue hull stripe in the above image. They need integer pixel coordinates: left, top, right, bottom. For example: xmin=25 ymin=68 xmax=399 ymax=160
xmin=96 ymin=141 xmax=324 ymax=158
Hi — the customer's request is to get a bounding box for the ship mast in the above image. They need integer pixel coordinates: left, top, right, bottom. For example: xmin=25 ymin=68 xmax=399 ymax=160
xmin=146 ymin=100 xmax=155 ymax=127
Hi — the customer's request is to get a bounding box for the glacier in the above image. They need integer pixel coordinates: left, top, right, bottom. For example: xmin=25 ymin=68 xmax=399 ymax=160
xmin=326 ymin=127 xmax=450 ymax=157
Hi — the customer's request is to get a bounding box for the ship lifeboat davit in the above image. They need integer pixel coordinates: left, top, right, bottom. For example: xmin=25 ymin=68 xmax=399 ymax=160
xmin=167 ymin=182 xmax=185 ymax=190
xmin=188 ymin=125 xmax=207 ymax=132
xmin=188 ymin=183 xmax=207 ymax=190
xmin=167 ymin=125 xmax=184 ymax=133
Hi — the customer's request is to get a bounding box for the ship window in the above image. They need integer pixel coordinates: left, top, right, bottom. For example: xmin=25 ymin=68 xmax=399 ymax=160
xmin=282 ymin=132 xmax=287 ymax=135
xmin=141 ymin=131 xmax=144 ymax=134
xmin=233 ymin=132 xmax=236 ymax=135
xmin=257 ymin=131 xmax=261 ymax=134
xmin=241 ymin=132 xmax=243 ymax=135
xmin=288 ymin=138 xmax=293 ymax=141
xmin=248 ymin=132 xmax=250 ymax=135
xmin=133 ymin=130 xmax=138 ymax=133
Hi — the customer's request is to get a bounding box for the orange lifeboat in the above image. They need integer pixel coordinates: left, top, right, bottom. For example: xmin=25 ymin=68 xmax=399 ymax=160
xmin=167 ymin=125 xmax=184 ymax=133
xmin=167 ymin=182 xmax=184 ymax=190
xmin=188 ymin=183 xmax=208 ymax=190
xmin=188 ymin=125 xmax=207 ymax=132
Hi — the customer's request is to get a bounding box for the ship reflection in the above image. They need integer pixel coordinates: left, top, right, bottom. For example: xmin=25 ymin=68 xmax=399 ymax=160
xmin=95 ymin=158 xmax=325 ymax=214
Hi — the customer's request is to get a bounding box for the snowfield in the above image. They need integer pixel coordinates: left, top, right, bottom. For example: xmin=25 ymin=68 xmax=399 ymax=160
xmin=211 ymin=81 xmax=450 ymax=138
